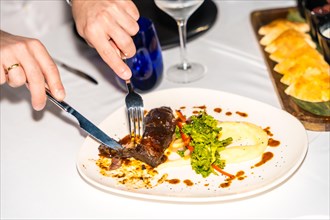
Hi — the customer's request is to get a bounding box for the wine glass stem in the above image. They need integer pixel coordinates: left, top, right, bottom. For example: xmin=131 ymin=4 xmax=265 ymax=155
xmin=177 ymin=19 xmax=190 ymax=70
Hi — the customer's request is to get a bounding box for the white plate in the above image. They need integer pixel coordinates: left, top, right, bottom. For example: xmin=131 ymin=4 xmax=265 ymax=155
xmin=77 ymin=88 xmax=308 ymax=202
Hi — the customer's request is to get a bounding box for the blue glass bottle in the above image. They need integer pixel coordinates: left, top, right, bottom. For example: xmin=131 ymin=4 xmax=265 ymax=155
xmin=119 ymin=17 xmax=164 ymax=92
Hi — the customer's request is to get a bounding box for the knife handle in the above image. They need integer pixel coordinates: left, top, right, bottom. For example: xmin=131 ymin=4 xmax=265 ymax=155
xmin=45 ymin=89 xmax=74 ymax=114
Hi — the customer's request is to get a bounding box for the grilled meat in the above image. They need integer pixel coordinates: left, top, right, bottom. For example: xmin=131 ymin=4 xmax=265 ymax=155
xmin=126 ymin=106 xmax=176 ymax=167
xmin=98 ymin=106 xmax=176 ymax=168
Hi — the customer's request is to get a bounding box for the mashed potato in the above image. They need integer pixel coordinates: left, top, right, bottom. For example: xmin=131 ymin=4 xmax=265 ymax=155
xmin=158 ymin=121 xmax=268 ymax=170
xmin=218 ymin=121 xmax=268 ymax=163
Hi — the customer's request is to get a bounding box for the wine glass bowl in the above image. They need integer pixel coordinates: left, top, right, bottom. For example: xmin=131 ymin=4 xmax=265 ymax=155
xmin=154 ymin=0 xmax=204 ymax=20
xmin=154 ymin=0 xmax=206 ymax=83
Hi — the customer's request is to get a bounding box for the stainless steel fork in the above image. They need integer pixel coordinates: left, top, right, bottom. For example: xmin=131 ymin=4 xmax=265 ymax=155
xmin=125 ymin=80 xmax=145 ymax=139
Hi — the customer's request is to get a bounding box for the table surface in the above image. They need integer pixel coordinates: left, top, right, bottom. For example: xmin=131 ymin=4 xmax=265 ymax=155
xmin=1 ymin=1 xmax=329 ymax=219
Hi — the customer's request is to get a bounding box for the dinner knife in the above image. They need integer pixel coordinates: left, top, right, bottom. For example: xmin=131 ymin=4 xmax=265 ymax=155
xmin=46 ymin=89 xmax=122 ymax=151
xmin=53 ymin=58 xmax=98 ymax=85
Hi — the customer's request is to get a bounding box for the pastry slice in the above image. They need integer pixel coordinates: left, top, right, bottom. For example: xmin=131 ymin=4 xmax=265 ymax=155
xmin=258 ymin=19 xmax=309 ymax=35
xmin=285 ymin=70 xmax=330 ymax=102
xmin=265 ymin=29 xmax=316 ymax=55
xmin=280 ymin=59 xmax=329 ymax=85
xmin=259 ymin=19 xmax=310 ymax=46
xmin=273 ymin=45 xmax=323 ymax=74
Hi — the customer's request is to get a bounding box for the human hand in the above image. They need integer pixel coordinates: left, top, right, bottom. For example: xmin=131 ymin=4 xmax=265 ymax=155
xmin=0 ymin=30 xmax=66 ymax=111
xmin=71 ymin=0 xmax=140 ymax=80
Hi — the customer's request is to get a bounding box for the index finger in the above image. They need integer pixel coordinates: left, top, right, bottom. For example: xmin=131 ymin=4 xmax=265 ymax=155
xmin=91 ymin=33 xmax=132 ymax=80
xmin=31 ymin=42 xmax=66 ymax=101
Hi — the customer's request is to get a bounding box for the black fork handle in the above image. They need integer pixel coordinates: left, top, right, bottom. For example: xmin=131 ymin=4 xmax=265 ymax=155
xmin=126 ymin=80 xmax=134 ymax=93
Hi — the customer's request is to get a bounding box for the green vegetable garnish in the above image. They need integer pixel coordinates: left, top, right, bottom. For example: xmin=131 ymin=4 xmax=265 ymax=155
xmin=176 ymin=150 xmax=185 ymax=157
xmin=181 ymin=112 xmax=232 ymax=178
xmin=175 ymin=126 xmax=181 ymax=139
xmin=286 ymin=9 xmax=305 ymax=23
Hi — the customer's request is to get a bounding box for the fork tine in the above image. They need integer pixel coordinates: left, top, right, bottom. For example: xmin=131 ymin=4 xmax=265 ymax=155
xmin=127 ymin=109 xmax=132 ymax=135
xmin=133 ymin=108 xmax=139 ymax=137
xmin=138 ymin=108 xmax=144 ymax=137
xmin=125 ymin=80 xmax=144 ymax=140
xmin=128 ymin=108 xmax=134 ymax=137
xmin=136 ymin=108 xmax=141 ymax=137
xmin=128 ymin=107 xmax=144 ymax=138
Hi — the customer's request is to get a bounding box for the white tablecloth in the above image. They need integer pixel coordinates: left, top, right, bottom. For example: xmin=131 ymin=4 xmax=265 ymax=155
xmin=1 ymin=1 xmax=329 ymax=219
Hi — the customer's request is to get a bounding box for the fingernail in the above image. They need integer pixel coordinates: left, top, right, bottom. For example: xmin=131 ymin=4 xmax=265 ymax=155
xmin=121 ymin=69 xmax=132 ymax=80
xmin=55 ymin=89 xmax=66 ymax=100
xmin=34 ymin=103 xmax=46 ymax=111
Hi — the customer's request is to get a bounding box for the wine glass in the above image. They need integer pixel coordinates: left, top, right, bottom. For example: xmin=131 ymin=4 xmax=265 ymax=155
xmin=154 ymin=0 xmax=206 ymax=83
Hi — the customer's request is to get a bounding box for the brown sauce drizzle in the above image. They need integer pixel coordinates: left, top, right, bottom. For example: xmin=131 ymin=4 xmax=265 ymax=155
xmin=183 ymin=179 xmax=194 ymax=186
xmin=219 ymin=171 xmax=246 ymax=188
xmin=268 ymin=138 xmax=280 ymax=147
xmin=235 ymin=111 xmax=248 ymax=117
xmin=225 ymin=111 xmax=232 ymax=116
xmin=180 ymin=106 xmax=186 ymax=109
xmin=166 ymin=179 xmax=180 ymax=184
xmin=192 ymin=110 xmax=200 ymax=114
xmin=252 ymin=152 xmax=274 ymax=168
xmin=263 ymin=127 xmax=273 ymax=137
xmin=219 ymin=182 xmax=230 ymax=188
xmin=214 ymin=108 xmax=222 ymax=113
xmin=236 ymin=171 xmax=246 ymax=180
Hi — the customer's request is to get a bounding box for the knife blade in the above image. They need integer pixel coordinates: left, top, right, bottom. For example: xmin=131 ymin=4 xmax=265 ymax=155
xmin=53 ymin=58 xmax=98 ymax=85
xmin=45 ymin=89 xmax=122 ymax=151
